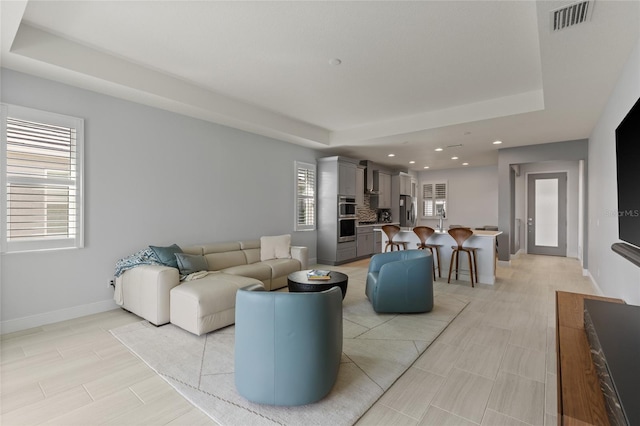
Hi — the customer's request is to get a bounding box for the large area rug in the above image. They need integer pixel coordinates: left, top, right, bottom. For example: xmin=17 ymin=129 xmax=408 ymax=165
xmin=111 ymin=267 xmax=468 ymax=426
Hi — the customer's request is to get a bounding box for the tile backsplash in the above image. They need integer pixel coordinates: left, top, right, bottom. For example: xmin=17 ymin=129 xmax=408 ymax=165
xmin=357 ymin=193 xmax=381 ymax=222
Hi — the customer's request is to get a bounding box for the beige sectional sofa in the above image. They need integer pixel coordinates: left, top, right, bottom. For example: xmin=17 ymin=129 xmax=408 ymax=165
xmin=116 ymin=238 xmax=308 ymax=335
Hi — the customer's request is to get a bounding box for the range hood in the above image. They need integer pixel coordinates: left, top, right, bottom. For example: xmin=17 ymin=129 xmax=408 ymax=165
xmin=363 ymin=161 xmax=380 ymax=195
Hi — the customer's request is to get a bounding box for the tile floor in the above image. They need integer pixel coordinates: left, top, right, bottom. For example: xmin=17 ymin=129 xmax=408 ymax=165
xmin=0 ymin=254 xmax=598 ymax=425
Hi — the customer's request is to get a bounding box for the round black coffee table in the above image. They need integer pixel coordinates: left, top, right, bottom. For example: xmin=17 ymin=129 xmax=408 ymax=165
xmin=287 ymin=270 xmax=348 ymax=300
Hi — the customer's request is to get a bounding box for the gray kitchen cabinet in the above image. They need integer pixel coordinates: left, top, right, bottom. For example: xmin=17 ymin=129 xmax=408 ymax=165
xmin=338 ymin=161 xmax=357 ymax=197
xmin=317 ymin=156 xmax=360 ymax=265
xmin=399 ymin=172 xmax=412 ymax=196
xmin=377 ymin=171 xmax=392 ymax=208
xmin=336 ymin=241 xmax=357 ymax=263
xmin=356 ymin=226 xmax=374 ymax=257
xmin=356 ymin=165 xmax=365 ymax=206
xmin=374 ymin=230 xmax=382 ymax=253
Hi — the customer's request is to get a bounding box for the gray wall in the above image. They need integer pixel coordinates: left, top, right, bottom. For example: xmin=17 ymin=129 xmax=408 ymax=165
xmin=498 ymin=140 xmax=588 ymax=263
xmin=417 ymin=165 xmax=498 ymax=230
xmin=588 ymin=36 xmax=640 ymax=305
xmin=0 ymin=69 xmax=320 ymax=331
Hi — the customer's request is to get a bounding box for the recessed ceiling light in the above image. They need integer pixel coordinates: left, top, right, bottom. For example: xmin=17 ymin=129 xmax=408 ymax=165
xmin=435 ymin=148 xmax=443 ymax=152
xmin=462 ymin=162 xmax=469 ymax=166
xmin=388 ymin=153 xmax=395 ymax=157
xmin=423 ymin=166 xmax=430 ymax=169
xmin=409 ymin=161 xmax=415 ymax=164
xmin=493 ymin=140 xmax=502 ymax=145
xmin=329 ymin=58 xmax=342 ymax=66
xmin=451 ymin=156 xmax=458 ymax=160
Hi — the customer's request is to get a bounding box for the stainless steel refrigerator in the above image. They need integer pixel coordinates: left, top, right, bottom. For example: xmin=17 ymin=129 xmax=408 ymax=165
xmin=399 ymin=195 xmax=416 ymax=227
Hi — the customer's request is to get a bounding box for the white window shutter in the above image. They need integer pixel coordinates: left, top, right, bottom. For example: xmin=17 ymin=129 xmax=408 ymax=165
xmin=294 ymin=161 xmax=316 ymax=231
xmin=421 ymin=181 xmax=447 ymax=218
xmin=2 ymin=104 xmax=84 ymax=253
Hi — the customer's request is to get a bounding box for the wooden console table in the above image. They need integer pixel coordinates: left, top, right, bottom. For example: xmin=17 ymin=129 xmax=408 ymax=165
xmin=555 ymin=291 xmax=624 ymax=425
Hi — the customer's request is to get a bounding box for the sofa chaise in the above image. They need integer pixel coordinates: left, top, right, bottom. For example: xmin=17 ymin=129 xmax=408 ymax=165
xmin=115 ymin=236 xmax=308 ymax=335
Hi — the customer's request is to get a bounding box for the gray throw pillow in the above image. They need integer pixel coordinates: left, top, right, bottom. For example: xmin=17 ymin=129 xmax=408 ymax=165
xmin=149 ymin=244 xmax=183 ymax=268
xmin=175 ymin=253 xmax=208 ymax=275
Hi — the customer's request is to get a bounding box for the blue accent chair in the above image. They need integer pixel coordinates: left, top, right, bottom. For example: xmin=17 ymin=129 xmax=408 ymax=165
xmin=366 ymin=250 xmax=434 ymax=313
xmin=234 ymin=284 xmax=343 ymax=406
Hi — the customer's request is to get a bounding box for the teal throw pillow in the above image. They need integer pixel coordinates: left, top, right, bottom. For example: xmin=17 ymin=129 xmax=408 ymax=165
xmin=149 ymin=244 xmax=182 ymax=268
xmin=175 ymin=253 xmax=208 ymax=275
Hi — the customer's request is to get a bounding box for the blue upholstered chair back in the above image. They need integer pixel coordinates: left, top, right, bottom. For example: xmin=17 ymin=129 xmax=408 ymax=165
xmin=366 ymin=250 xmax=434 ymax=313
xmin=234 ymin=285 xmax=343 ymax=406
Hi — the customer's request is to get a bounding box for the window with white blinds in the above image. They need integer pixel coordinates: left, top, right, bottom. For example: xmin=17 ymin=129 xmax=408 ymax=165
xmin=421 ymin=181 xmax=447 ymax=218
xmin=294 ymin=161 xmax=316 ymax=231
xmin=2 ymin=104 xmax=84 ymax=252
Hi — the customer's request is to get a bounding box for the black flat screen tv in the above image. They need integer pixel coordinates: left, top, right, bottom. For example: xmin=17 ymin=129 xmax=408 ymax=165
xmin=615 ymin=96 xmax=640 ymax=249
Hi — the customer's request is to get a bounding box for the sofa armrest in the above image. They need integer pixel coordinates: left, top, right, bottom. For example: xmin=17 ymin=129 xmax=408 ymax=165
xmin=120 ymin=265 xmax=180 ymax=326
xmin=291 ymin=246 xmax=308 ymax=270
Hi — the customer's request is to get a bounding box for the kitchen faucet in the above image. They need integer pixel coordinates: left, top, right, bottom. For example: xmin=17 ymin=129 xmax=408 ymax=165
xmin=438 ymin=208 xmax=446 ymax=232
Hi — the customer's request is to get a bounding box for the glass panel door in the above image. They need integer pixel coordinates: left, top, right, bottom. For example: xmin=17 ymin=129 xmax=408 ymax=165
xmin=527 ymin=172 xmax=567 ymax=256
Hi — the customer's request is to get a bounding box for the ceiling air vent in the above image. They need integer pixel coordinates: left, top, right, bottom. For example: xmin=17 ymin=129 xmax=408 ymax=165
xmin=550 ymin=1 xmax=594 ymax=32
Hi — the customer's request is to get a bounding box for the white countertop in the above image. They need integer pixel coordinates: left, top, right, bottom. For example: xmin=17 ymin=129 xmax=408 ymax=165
xmin=357 ymin=222 xmax=400 ymax=227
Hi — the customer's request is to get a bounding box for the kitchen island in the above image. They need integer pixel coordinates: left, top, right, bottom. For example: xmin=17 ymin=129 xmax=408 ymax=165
xmin=374 ymin=228 xmax=502 ymax=285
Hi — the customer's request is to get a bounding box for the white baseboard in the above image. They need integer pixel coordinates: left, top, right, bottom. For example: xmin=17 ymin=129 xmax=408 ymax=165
xmin=498 ymin=260 xmax=511 ymax=267
xmin=585 ymin=270 xmax=605 ymax=296
xmin=505 ymin=250 xmax=524 ymax=263
xmin=1 ymin=299 xmax=119 ymax=335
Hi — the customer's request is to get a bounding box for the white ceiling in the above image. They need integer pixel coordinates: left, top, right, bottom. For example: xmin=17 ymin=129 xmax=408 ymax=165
xmin=1 ymin=0 xmax=639 ymax=171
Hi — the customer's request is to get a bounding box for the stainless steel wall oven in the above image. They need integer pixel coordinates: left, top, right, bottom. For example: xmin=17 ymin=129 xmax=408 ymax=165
xmin=338 ymin=196 xmax=357 ymax=217
xmin=338 ymin=218 xmax=356 ymax=242
xmin=338 ymin=195 xmax=356 ymax=242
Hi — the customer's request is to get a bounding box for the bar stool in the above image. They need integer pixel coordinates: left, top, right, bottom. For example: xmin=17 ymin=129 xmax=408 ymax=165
xmin=413 ymin=226 xmax=442 ymax=279
xmin=447 ymin=227 xmax=479 ymax=287
xmin=381 ymin=225 xmax=408 ymax=252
